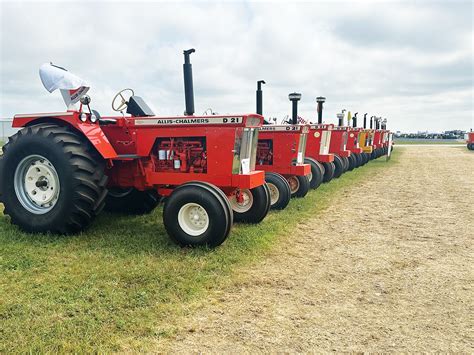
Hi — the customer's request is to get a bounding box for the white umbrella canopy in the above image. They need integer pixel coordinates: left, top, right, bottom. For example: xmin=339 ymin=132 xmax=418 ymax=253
xmin=39 ymin=63 xmax=90 ymax=108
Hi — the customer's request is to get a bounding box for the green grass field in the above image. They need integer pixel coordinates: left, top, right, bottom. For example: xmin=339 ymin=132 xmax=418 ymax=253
xmin=394 ymin=138 xmax=464 ymax=145
xmin=0 ymin=152 xmax=399 ymax=352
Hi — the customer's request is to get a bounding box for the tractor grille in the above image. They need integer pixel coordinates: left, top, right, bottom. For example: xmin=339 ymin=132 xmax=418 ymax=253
xmin=297 ymin=133 xmax=307 ymax=164
xmin=319 ymin=131 xmax=331 ymax=155
xmin=232 ymin=128 xmax=258 ymax=174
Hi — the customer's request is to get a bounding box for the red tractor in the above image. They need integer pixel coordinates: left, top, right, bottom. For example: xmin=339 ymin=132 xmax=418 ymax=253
xmin=257 ymin=80 xmax=323 ymax=209
xmin=345 ymin=112 xmax=365 ymax=170
xmin=254 ymin=82 xmax=311 ymax=210
xmin=0 ymin=49 xmax=271 ymax=247
xmin=466 ymin=131 xmax=474 ymax=150
xmin=326 ymin=111 xmax=351 ymax=178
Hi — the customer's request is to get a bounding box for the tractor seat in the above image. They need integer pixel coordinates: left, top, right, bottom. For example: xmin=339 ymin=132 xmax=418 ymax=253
xmin=126 ymin=96 xmax=155 ymax=117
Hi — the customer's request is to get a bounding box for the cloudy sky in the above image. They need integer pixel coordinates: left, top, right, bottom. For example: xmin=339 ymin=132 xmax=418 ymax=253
xmin=1 ymin=0 xmax=472 ymax=133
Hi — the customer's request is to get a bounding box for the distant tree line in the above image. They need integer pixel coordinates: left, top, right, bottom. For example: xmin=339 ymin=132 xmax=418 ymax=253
xmin=395 ymin=130 xmax=467 ymax=140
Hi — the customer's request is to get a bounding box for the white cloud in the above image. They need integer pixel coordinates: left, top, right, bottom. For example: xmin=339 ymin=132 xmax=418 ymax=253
xmin=1 ymin=0 xmax=472 ymax=132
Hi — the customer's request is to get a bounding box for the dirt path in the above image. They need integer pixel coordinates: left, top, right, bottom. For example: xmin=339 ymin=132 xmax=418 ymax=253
xmin=165 ymin=146 xmax=473 ymax=352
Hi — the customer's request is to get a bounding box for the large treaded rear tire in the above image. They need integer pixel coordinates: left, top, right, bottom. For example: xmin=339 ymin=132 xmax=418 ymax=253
xmin=0 ymin=124 xmax=107 ymax=234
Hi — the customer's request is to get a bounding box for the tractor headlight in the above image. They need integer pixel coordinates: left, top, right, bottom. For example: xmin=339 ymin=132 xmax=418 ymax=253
xmin=80 ymin=113 xmax=88 ymax=122
xmin=90 ymin=113 xmax=98 ymax=123
xmin=246 ymin=116 xmax=261 ymax=127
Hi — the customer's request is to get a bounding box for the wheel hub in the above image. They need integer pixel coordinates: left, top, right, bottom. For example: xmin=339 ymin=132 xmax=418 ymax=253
xmin=230 ymin=189 xmax=254 ymax=213
xmin=178 ymin=203 xmax=209 ymax=236
xmin=267 ymin=183 xmax=280 ymax=205
xmin=287 ymin=176 xmax=300 ymax=193
xmin=14 ymin=155 xmax=60 ymax=214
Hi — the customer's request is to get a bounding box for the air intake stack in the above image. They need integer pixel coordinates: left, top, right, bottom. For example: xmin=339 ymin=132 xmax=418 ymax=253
xmin=183 ymin=48 xmax=195 ymax=116
xmin=288 ymin=92 xmax=302 ymax=124
xmin=363 ymin=113 xmax=368 ymax=128
xmin=316 ymin=96 xmax=326 ymax=124
xmin=256 ymin=80 xmax=265 ymax=115
xmin=353 ymin=112 xmax=358 ymax=128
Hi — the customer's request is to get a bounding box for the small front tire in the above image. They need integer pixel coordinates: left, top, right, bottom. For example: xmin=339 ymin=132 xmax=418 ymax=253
xmin=265 ymin=172 xmax=291 ymax=210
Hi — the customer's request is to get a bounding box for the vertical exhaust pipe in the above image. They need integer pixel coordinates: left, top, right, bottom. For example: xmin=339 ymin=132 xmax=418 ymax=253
xmin=363 ymin=113 xmax=367 ymax=128
xmin=337 ymin=113 xmax=344 ymax=126
xmin=288 ymin=92 xmax=302 ymax=124
xmin=370 ymin=116 xmax=374 ymax=129
xmin=256 ymin=80 xmax=265 ymax=115
xmin=353 ymin=112 xmax=358 ymax=128
xmin=183 ymin=48 xmax=195 ymax=116
xmin=316 ymin=96 xmax=326 ymax=124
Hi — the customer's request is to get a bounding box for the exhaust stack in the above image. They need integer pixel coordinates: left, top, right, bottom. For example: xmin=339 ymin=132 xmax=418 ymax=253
xmin=256 ymin=80 xmax=265 ymax=115
xmin=183 ymin=48 xmax=195 ymax=116
xmin=337 ymin=113 xmax=344 ymax=126
xmin=288 ymin=92 xmax=302 ymax=124
xmin=363 ymin=113 xmax=367 ymax=128
xmin=370 ymin=116 xmax=374 ymax=129
xmin=316 ymin=96 xmax=326 ymax=124
xmin=353 ymin=112 xmax=358 ymax=128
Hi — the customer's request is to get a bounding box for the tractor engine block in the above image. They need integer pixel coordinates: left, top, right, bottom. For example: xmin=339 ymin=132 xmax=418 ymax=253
xmin=154 ymin=137 xmax=207 ymax=173
xmin=257 ymin=140 xmax=273 ymax=165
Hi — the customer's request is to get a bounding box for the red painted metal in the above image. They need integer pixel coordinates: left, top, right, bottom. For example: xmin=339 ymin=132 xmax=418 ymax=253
xmin=256 ymin=124 xmax=311 ymax=179
xmin=12 ymin=111 xmax=266 ymax=197
xmin=305 ymin=124 xmax=335 ymax=163
xmin=346 ymin=127 xmax=363 ymax=154
xmin=329 ymin=126 xmax=351 ymax=157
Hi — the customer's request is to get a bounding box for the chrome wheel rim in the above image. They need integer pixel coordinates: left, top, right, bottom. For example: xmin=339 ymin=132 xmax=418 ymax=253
xmin=178 ymin=202 xmax=209 ymax=236
xmin=14 ymin=155 xmax=60 ymax=215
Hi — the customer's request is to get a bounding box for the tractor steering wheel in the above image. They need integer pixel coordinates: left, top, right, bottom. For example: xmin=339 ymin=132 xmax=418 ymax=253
xmin=112 ymin=88 xmax=135 ymax=112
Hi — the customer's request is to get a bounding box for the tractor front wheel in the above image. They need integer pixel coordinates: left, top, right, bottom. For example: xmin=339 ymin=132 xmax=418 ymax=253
xmin=287 ymin=175 xmax=310 ymax=198
xmin=163 ymin=182 xmax=231 ymax=247
xmin=347 ymin=154 xmax=357 ymax=171
xmin=304 ymin=157 xmax=324 ymax=189
xmin=333 ymin=155 xmax=345 ymax=178
xmin=230 ymin=185 xmax=270 ymax=223
xmin=322 ymin=161 xmax=335 ymax=182
xmin=0 ymin=124 xmax=107 ymax=234
xmin=105 ymin=188 xmax=159 ymax=215
xmin=265 ymin=172 xmax=291 ymax=210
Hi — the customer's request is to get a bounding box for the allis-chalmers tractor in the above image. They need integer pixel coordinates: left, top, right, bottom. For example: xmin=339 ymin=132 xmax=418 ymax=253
xmin=254 ymin=82 xmax=311 ymax=210
xmin=0 ymin=49 xmax=271 ymax=247
xmin=327 ymin=111 xmax=352 ymax=178
xmin=466 ymin=131 xmax=474 ymax=150
xmin=358 ymin=115 xmax=375 ymax=163
xmin=345 ymin=112 xmax=365 ymax=170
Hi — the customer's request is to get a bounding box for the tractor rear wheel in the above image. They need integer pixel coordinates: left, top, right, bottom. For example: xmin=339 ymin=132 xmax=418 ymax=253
xmin=230 ymin=185 xmax=270 ymax=223
xmin=163 ymin=182 xmax=231 ymax=247
xmin=321 ymin=161 xmax=335 ymax=182
xmin=333 ymin=155 xmax=345 ymax=178
xmin=287 ymin=175 xmax=310 ymax=198
xmin=265 ymin=172 xmax=291 ymax=210
xmin=0 ymin=124 xmax=107 ymax=234
xmin=105 ymin=188 xmax=159 ymax=215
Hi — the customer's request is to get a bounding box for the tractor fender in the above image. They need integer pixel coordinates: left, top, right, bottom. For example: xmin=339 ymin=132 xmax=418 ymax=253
xmin=13 ymin=114 xmax=118 ymax=159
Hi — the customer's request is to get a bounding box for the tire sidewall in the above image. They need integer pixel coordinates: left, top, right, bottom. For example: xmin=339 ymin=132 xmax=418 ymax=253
xmin=2 ymin=132 xmax=77 ymax=231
